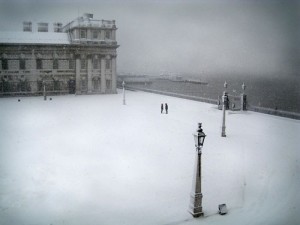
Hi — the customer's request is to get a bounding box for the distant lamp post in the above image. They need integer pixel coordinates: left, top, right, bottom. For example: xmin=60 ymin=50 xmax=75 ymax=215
xmin=122 ymin=80 xmax=126 ymax=105
xmin=221 ymin=81 xmax=228 ymax=137
xmin=224 ymin=81 xmax=228 ymax=90
xmin=241 ymin=83 xmax=247 ymax=111
xmin=43 ymin=83 xmax=47 ymax=101
xmin=242 ymin=82 xmax=246 ymax=94
xmin=189 ymin=123 xmax=206 ymax=218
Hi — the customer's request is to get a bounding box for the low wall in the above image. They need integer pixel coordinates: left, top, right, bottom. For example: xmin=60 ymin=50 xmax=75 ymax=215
xmin=124 ymin=85 xmax=300 ymax=120
xmin=125 ymin=85 xmax=218 ymax=105
xmin=248 ymin=105 xmax=300 ymax=120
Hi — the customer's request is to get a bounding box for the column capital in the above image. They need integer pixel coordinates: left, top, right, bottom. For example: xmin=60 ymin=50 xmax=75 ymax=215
xmin=87 ymin=54 xmax=94 ymax=59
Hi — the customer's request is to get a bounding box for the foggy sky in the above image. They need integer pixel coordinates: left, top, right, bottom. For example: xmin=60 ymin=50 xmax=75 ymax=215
xmin=0 ymin=0 xmax=299 ymax=77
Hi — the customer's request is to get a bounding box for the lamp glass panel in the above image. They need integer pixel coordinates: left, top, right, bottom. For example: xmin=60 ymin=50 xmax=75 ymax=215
xmin=193 ymin=133 xmax=199 ymax=146
xmin=200 ymin=136 xmax=205 ymax=146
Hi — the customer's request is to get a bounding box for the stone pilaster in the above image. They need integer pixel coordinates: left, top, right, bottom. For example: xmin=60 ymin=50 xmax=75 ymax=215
xmin=87 ymin=56 xmax=92 ymax=94
xmin=30 ymin=49 xmax=38 ymax=93
xmin=111 ymin=56 xmax=117 ymax=93
xmin=112 ymin=29 xmax=116 ymax=40
xmin=100 ymin=30 xmax=105 ymax=40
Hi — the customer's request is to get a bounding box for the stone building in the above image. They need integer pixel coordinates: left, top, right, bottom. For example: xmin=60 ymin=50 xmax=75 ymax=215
xmin=0 ymin=13 xmax=118 ymax=96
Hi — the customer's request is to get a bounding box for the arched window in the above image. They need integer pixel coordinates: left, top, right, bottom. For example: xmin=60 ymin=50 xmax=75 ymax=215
xmin=36 ymin=59 xmax=42 ymax=69
xmin=80 ymin=30 xmax=87 ymax=39
xmin=20 ymin=59 xmax=26 ymax=70
xmin=105 ymin=59 xmax=111 ymax=69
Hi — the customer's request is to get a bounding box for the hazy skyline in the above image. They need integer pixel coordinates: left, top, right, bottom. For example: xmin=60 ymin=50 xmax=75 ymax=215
xmin=0 ymin=0 xmax=299 ymax=77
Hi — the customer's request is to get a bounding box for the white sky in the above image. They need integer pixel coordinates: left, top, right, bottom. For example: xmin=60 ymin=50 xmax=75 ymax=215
xmin=0 ymin=0 xmax=299 ymax=77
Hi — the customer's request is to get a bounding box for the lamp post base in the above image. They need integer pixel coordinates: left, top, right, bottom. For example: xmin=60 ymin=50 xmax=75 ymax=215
xmin=189 ymin=207 xmax=204 ymax=218
xmin=221 ymin=127 xmax=226 ymax=137
xmin=189 ymin=192 xmax=204 ymax=217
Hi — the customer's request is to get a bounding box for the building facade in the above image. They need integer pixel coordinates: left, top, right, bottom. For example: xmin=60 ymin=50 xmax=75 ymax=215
xmin=0 ymin=13 xmax=118 ymax=96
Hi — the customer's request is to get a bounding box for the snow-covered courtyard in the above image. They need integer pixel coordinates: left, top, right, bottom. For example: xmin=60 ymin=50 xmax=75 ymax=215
xmin=0 ymin=90 xmax=299 ymax=225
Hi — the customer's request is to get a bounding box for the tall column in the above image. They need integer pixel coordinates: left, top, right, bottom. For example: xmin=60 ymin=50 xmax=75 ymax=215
xmin=75 ymin=56 xmax=81 ymax=94
xmin=111 ymin=56 xmax=117 ymax=93
xmin=30 ymin=49 xmax=38 ymax=93
xmin=100 ymin=56 xmax=106 ymax=94
xmin=87 ymin=56 xmax=92 ymax=94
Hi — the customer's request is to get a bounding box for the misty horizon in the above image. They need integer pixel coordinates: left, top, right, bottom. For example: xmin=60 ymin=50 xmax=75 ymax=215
xmin=0 ymin=0 xmax=299 ymax=77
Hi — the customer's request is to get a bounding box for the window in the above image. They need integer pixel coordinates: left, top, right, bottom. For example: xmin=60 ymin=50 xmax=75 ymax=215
xmin=80 ymin=30 xmax=87 ymax=39
xmin=53 ymin=59 xmax=58 ymax=69
xmin=81 ymin=59 xmax=86 ymax=69
xmin=105 ymin=31 xmax=111 ymax=39
xmin=36 ymin=59 xmax=42 ymax=69
xmin=69 ymin=60 xmax=75 ymax=69
xmin=20 ymin=59 xmax=26 ymax=70
xmin=92 ymin=31 xmax=98 ymax=39
xmin=53 ymin=23 xmax=63 ymax=32
xmin=23 ymin=22 xmax=32 ymax=32
xmin=2 ymin=59 xmax=8 ymax=70
xmin=38 ymin=23 xmax=48 ymax=32
xmin=93 ymin=59 xmax=100 ymax=69
xmin=105 ymin=59 xmax=111 ymax=69
xmin=106 ymin=80 xmax=111 ymax=89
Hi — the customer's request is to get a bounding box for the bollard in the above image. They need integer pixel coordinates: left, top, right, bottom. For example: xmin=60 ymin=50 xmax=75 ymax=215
xmin=218 ymin=204 xmax=228 ymax=215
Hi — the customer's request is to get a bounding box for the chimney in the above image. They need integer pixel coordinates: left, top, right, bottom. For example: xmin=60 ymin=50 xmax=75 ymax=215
xmin=83 ymin=13 xmax=93 ymax=19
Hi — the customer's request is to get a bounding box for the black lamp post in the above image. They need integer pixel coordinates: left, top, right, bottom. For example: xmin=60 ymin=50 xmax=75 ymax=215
xmin=189 ymin=123 xmax=206 ymax=217
xmin=221 ymin=81 xmax=228 ymax=137
xmin=241 ymin=83 xmax=247 ymax=111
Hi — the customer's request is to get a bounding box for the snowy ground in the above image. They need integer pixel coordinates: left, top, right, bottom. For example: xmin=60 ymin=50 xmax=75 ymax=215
xmin=0 ymin=90 xmax=299 ymax=225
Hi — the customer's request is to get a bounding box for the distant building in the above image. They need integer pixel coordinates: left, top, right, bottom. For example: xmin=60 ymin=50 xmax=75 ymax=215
xmin=0 ymin=13 xmax=118 ymax=96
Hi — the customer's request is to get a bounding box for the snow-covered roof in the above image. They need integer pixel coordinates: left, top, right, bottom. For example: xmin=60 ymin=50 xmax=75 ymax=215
xmin=0 ymin=31 xmax=70 ymax=45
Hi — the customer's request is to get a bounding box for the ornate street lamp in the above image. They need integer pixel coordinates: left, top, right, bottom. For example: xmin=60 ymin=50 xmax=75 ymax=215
xmin=221 ymin=81 xmax=228 ymax=137
xmin=189 ymin=123 xmax=206 ymax=217
xmin=122 ymin=80 xmax=126 ymax=105
xmin=193 ymin=123 xmax=206 ymax=150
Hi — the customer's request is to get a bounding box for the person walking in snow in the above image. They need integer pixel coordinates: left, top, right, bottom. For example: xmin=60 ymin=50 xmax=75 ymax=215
xmin=161 ymin=103 xmax=164 ymax=114
xmin=165 ymin=103 xmax=168 ymax=114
